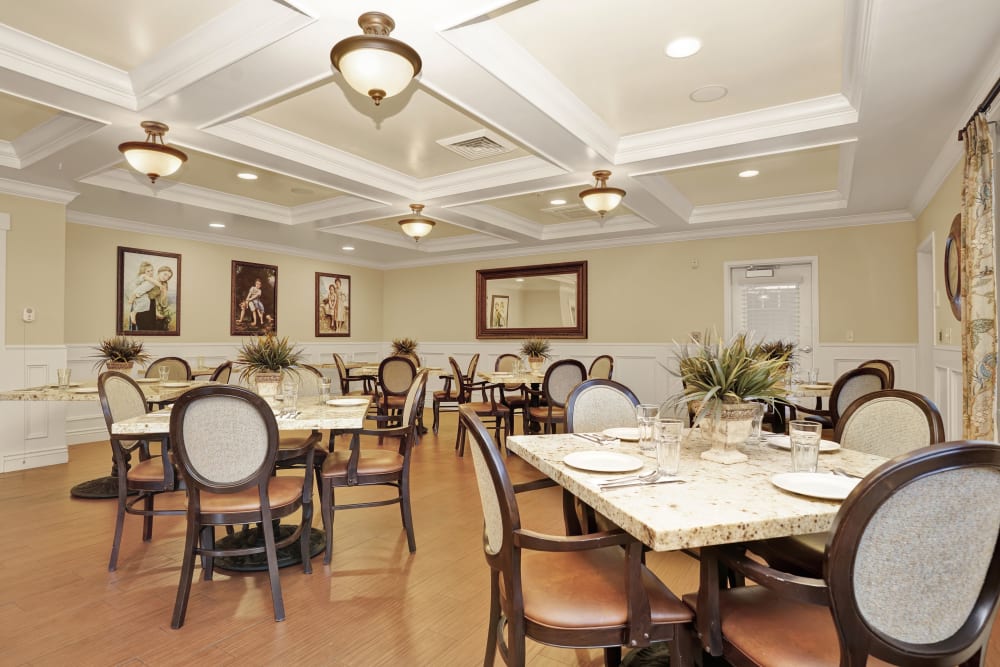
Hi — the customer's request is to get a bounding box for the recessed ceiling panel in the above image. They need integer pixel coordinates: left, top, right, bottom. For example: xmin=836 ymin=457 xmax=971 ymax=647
xmin=0 ymin=91 xmax=60 ymax=140
xmin=1 ymin=0 xmax=243 ymax=70
xmin=146 ymin=149 xmax=344 ymax=206
xmin=365 ymin=213 xmax=474 ymax=239
xmin=486 ymin=185 xmax=633 ymax=224
xmin=665 ymin=145 xmax=841 ymax=206
xmin=251 ymin=80 xmax=529 ymax=178
xmin=493 ymin=0 xmax=842 ymax=134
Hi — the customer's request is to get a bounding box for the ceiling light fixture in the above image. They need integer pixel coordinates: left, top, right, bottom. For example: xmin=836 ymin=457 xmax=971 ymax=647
xmin=579 ymin=170 xmax=626 ymax=219
xmin=689 ymin=85 xmax=728 ymax=103
xmin=665 ymin=37 xmax=701 ymax=58
xmin=398 ymin=203 xmax=435 ymax=242
xmin=237 ymin=172 xmax=258 ymax=180
xmin=330 ymin=12 xmax=422 ymax=106
xmin=738 ymin=169 xmax=760 ymax=178
xmin=118 ymin=121 xmax=187 ymax=183
xmin=549 ymin=198 xmax=567 ymax=205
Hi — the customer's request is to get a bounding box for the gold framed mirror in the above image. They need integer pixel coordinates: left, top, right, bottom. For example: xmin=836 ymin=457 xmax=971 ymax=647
xmin=944 ymin=213 xmax=961 ymax=321
xmin=476 ymin=261 xmax=588 ymax=339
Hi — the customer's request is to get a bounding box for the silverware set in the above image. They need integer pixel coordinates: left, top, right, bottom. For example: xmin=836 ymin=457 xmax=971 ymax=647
xmin=599 ymin=470 xmax=686 ymax=490
xmin=575 ymin=433 xmax=617 ymax=445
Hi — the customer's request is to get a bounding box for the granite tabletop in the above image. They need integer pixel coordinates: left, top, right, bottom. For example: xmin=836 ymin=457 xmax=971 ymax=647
xmin=478 ymin=370 xmax=545 ymax=384
xmin=0 ymin=379 xmax=217 ymax=402
xmin=506 ymin=430 xmax=886 ymax=552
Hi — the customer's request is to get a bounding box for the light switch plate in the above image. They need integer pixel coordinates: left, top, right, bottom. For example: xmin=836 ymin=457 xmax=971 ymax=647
xmin=21 ymin=307 xmax=35 ymax=322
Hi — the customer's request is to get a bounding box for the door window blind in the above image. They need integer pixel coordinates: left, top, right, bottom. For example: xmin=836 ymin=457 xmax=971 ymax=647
xmin=738 ymin=281 xmax=801 ymax=344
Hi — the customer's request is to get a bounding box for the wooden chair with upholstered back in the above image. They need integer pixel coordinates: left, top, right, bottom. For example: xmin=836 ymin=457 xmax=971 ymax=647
xmin=690 ymin=441 xmax=1000 ymax=666
xmin=208 ymin=361 xmax=232 ymax=383
xmin=332 ymin=352 xmax=373 ymax=396
xmin=525 ymin=359 xmax=587 ymax=434
xmin=748 ymin=388 xmax=946 ymax=577
xmin=458 ymin=405 xmax=695 ymax=667
xmin=587 ymin=354 xmax=614 ymax=380
xmin=376 ymin=356 xmax=417 ymax=427
xmin=320 ymin=371 xmax=428 ymax=558
xmin=452 ymin=356 xmax=511 ymax=456
xmin=98 ymin=370 xmax=183 ymax=571
xmin=791 ymin=366 xmax=888 ymax=432
xmin=858 ymin=358 xmax=895 ymax=388
xmin=168 ymin=385 xmax=315 ymax=628
xmin=145 ymin=356 xmax=192 ymax=381
xmin=432 ymin=353 xmax=481 ymax=434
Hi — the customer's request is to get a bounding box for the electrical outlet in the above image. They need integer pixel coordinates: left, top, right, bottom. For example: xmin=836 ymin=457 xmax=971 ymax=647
xmin=944 ymin=329 xmax=952 ymax=343
xmin=845 ymin=329 xmax=854 ymax=342
xmin=21 ymin=307 xmax=35 ymax=323
xmin=690 ymin=258 xmax=700 ymax=269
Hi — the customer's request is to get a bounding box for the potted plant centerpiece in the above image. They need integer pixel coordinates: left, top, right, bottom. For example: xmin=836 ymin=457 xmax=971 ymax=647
xmin=667 ymin=332 xmax=790 ymax=464
xmin=91 ymin=335 xmax=150 ymax=374
xmin=520 ymin=337 xmax=551 ymax=372
xmin=390 ymin=337 xmax=420 ymax=365
xmin=236 ymin=333 xmax=304 ymax=398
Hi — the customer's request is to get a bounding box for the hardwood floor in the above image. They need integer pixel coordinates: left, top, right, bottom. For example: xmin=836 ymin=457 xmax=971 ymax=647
xmin=1 ymin=412 xmax=997 ymax=666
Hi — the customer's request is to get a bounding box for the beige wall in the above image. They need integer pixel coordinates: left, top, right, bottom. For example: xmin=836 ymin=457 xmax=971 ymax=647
xmin=64 ymin=224 xmax=384 ymax=343
xmin=2 ymin=194 xmax=66 ymax=344
xmin=383 ymin=221 xmax=919 ymax=344
xmin=915 ymin=161 xmax=963 ymax=346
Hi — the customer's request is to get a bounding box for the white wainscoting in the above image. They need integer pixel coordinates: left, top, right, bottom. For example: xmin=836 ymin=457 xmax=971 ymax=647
xmin=3 ymin=339 xmax=960 ymax=471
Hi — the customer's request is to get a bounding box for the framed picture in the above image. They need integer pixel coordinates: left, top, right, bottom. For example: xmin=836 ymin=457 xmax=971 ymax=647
xmin=116 ymin=246 xmax=181 ymax=335
xmin=316 ymin=272 xmax=351 ymax=337
xmin=231 ymin=260 xmax=278 ymax=336
xmin=490 ymin=294 xmax=509 ymax=328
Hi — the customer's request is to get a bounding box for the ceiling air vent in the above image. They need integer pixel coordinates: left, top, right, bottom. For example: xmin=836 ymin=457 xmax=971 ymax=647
xmin=437 ymin=130 xmax=517 ymax=160
xmin=541 ymin=203 xmax=595 ymax=221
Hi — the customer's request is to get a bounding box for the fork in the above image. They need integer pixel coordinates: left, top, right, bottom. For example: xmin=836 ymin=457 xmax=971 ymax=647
xmin=599 ymin=469 xmax=661 ymax=488
xmin=575 ymin=433 xmax=612 ymax=445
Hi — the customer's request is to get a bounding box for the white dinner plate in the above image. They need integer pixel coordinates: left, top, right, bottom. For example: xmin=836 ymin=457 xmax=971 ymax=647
xmin=602 ymin=427 xmax=640 ymax=442
xmin=71 ymin=387 xmax=98 ymax=394
xmin=135 ymin=378 xmax=159 ymax=383
xmin=327 ymin=398 xmax=369 ymax=407
xmin=49 ymin=382 xmax=81 ymax=388
xmin=770 ymin=472 xmax=860 ymax=500
xmin=563 ymin=451 xmax=644 ymax=473
xmin=764 ymin=435 xmax=840 ymax=452
xmin=161 ymin=382 xmax=191 ymax=388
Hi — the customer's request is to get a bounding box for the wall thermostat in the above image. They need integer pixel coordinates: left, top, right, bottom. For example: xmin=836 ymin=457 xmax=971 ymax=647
xmin=22 ymin=307 xmax=35 ymax=322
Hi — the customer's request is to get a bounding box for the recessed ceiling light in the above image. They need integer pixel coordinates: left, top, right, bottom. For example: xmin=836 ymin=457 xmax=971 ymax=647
xmin=549 ymin=198 xmax=567 ymax=206
xmin=341 ymin=245 xmax=355 ymax=251
xmin=665 ymin=37 xmax=701 ymax=58
xmin=689 ymin=85 xmax=728 ymax=103
xmin=209 ymin=222 xmax=226 ymax=228
xmin=738 ymin=170 xmax=760 ymax=178
xmin=237 ymin=172 xmax=258 ymax=180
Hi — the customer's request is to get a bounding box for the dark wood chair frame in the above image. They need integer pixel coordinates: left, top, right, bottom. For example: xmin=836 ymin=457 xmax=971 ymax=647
xmin=525 ymin=358 xmax=587 ymax=434
xmin=695 ymin=441 xmax=1000 ymax=666
xmin=208 ymin=360 xmax=233 ymax=383
xmin=332 ymin=352 xmax=373 ymax=395
xmin=834 ymin=388 xmax=945 ymax=444
xmin=452 ymin=356 xmax=511 ymax=456
xmin=587 ymin=354 xmax=615 ymax=380
xmin=857 ymin=358 xmax=896 ymax=388
xmin=788 ymin=366 xmax=888 ymax=430
xmin=145 ymin=356 xmax=193 ymax=381
xmin=376 ymin=355 xmax=417 ymax=428
xmin=433 ymin=353 xmax=480 ymax=434
xmin=495 ymin=353 xmax=530 ymax=434
xmin=459 ymin=405 xmax=694 ymax=667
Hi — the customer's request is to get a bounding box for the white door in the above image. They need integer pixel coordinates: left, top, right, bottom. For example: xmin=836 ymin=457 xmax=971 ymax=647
xmin=726 ymin=261 xmax=816 ymax=371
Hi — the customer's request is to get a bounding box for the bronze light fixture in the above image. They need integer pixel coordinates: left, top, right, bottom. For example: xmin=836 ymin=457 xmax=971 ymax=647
xmin=579 ymin=170 xmax=626 ymax=219
xmin=398 ymin=204 xmax=434 ymax=242
xmin=330 ymin=12 xmax=422 ymax=106
xmin=117 ymin=121 xmax=188 ymax=184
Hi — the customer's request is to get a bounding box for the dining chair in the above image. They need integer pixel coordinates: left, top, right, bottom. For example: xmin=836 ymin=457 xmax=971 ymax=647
xmin=688 ymin=440 xmax=1000 ymax=666
xmin=495 ymin=353 xmax=529 ymax=434
xmin=376 ymin=356 xmax=417 ymax=429
xmin=433 ymin=354 xmax=480 ymax=434
xmin=458 ymin=405 xmax=695 ymax=667
xmin=587 ymin=354 xmax=614 ymax=380
xmin=168 ymin=385 xmax=315 ymax=628
xmin=450 ymin=356 xmax=511 ymax=456
xmin=145 ymin=356 xmax=192 ymax=381
xmin=790 ymin=366 xmax=888 ymax=432
xmin=747 ymin=388 xmax=946 ymax=577
xmin=332 ymin=352 xmax=373 ymax=396
xmin=857 ymin=358 xmax=895 ymax=388
xmin=525 ymin=359 xmax=587 ymax=434
xmin=98 ymin=370 xmax=184 ymax=571
xmin=208 ymin=360 xmax=232 ymax=383
xmin=319 ymin=370 xmax=428 ymax=558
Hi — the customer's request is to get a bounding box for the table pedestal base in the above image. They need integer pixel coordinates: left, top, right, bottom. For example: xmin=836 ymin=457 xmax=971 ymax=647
xmin=70 ymin=476 xmax=136 ymax=499
xmin=214 ymin=525 xmax=325 ymax=571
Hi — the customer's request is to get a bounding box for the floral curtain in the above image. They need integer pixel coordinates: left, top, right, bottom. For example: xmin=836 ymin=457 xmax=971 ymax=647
xmin=961 ymin=113 xmax=997 ymax=440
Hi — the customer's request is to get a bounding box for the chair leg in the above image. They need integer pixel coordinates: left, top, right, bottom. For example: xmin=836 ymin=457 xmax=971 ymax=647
xmin=200 ymin=525 xmax=215 ymax=580
xmin=142 ymin=493 xmax=154 ymax=541
xmin=260 ymin=509 xmax=286 ymax=622
xmin=484 ymin=571 xmax=500 ymax=667
xmin=671 ymin=626 xmax=695 ymax=667
xmin=170 ymin=517 xmax=201 ymax=629
xmin=300 ymin=491 xmax=313 ymax=576
xmin=432 ymin=399 xmax=441 ymax=434
xmin=603 ymin=646 xmax=622 ymax=666
xmin=400 ymin=476 xmax=416 ymax=553
xmin=321 ymin=479 xmax=334 ymax=564
xmin=108 ymin=486 xmax=128 ymax=572
xmin=456 ymin=424 xmax=466 ymax=457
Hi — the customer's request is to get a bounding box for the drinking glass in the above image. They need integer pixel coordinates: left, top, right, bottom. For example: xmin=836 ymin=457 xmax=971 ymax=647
xmin=746 ymin=402 xmax=766 ymax=445
xmin=654 ymin=418 xmax=683 ymax=475
xmin=789 ymin=420 xmax=822 ymax=472
xmin=56 ymin=368 xmax=71 ymax=388
xmin=636 ymin=404 xmax=659 ymax=453
xmin=318 ymin=378 xmax=332 ymax=405
xmin=808 ymin=368 xmax=820 ymax=384
xmin=281 ymin=379 xmax=298 ymax=413
xmin=158 ymin=366 xmax=170 ymax=382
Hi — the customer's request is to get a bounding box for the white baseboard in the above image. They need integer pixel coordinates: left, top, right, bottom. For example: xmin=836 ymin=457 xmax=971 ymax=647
xmin=3 ymin=446 xmax=67 ymax=472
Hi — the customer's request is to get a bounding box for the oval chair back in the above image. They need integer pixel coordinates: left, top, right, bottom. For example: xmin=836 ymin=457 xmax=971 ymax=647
xmin=857 ymin=359 xmax=895 ymax=388
xmin=588 ymin=354 xmax=614 ymax=380
xmin=566 ymin=379 xmax=639 ymax=433
xmin=145 ymin=356 xmax=192 ymax=381
xmin=834 ymin=389 xmax=945 ymax=457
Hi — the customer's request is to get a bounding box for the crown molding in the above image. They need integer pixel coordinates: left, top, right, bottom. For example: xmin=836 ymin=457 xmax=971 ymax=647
xmin=0 ymin=142 xmax=17 ymax=169
xmin=630 ymin=173 xmax=695 ymax=221
xmin=836 ymin=141 xmax=857 ymax=200
xmin=446 ymin=203 xmax=545 ymax=239
xmin=67 ymin=210 xmax=384 ymax=269
xmin=418 ymin=156 xmax=565 ymax=201
xmin=12 ymin=114 xmax=106 ymax=168
xmin=539 ymin=214 xmax=653 ymax=240
xmin=616 ymin=94 xmax=858 ymax=164
xmin=0 ymin=176 xmax=78 ymax=204
xmin=0 ymin=25 xmax=135 ymax=109
xmin=131 ymin=0 xmax=316 ymax=109
xmin=290 ymin=196 xmax=387 ymax=224
xmin=439 ymin=20 xmax=619 ymax=163
xmin=689 ymin=191 xmax=848 ymax=225
xmin=841 ymin=0 xmax=877 ymax=110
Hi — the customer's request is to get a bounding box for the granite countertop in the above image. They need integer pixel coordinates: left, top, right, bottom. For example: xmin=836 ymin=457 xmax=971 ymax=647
xmin=0 ymin=379 xmax=216 ymax=402
xmin=506 ymin=430 xmax=885 ymax=552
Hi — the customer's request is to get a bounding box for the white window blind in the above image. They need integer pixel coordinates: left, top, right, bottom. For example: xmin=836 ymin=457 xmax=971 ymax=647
xmin=737 ymin=280 xmax=801 ymax=344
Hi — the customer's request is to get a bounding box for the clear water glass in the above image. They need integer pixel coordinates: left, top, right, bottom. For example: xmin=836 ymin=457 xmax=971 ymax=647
xmin=57 ymin=368 xmax=71 ymax=388
xmin=158 ymin=366 xmax=170 ymax=382
xmin=654 ymin=418 xmax=684 ymax=475
xmin=318 ymin=378 xmax=332 ymax=405
xmin=746 ymin=402 xmax=766 ymax=445
xmin=281 ymin=380 xmax=298 ymax=414
xmin=789 ymin=420 xmax=822 ymax=472
xmin=636 ymin=404 xmax=659 ymax=453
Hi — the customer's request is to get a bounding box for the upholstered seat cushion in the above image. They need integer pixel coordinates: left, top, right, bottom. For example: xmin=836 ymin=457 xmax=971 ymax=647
xmin=467 ymin=401 xmax=510 ymax=416
xmin=433 ymin=388 xmax=456 ymax=400
xmin=528 ymin=405 xmax=565 ymax=421
xmin=126 ymin=457 xmax=167 ymax=483
xmin=198 ymin=476 xmax=303 ymax=513
xmin=321 ymin=450 xmax=404 ymax=478
xmin=509 ymin=547 xmax=692 ymax=629
xmin=682 ymin=587 xmax=891 ymax=667
xmin=384 ymin=395 xmax=407 ymax=409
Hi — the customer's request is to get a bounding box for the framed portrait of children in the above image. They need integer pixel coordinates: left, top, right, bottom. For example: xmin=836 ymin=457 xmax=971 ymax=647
xmin=231 ymin=260 xmax=278 ymax=336
xmin=316 ymin=272 xmax=351 ymax=337
xmin=116 ymin=246 xmax=181 ymax=336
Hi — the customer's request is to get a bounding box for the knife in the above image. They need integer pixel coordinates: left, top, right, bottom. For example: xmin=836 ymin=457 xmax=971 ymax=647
xmin=600 ymin=478 xmax=686 ymax=490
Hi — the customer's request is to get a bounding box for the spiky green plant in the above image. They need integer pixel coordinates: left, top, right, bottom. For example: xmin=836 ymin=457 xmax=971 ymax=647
xmin=391 ymin=337 xmax=419 ymax=356
xmin=753 ymin=339 xmax=796 ymax=365
xmin=519 ymin=337 xmax=551 ymax=359
xmin=235 ymin=334 xmax=304 ymax=383
xmin=91 ymin=336 xmax=150 ymax=371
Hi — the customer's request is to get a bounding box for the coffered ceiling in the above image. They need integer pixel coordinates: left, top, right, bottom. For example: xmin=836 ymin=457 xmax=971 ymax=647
xmin=0 ymin=0 xmax=998 ymax=269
